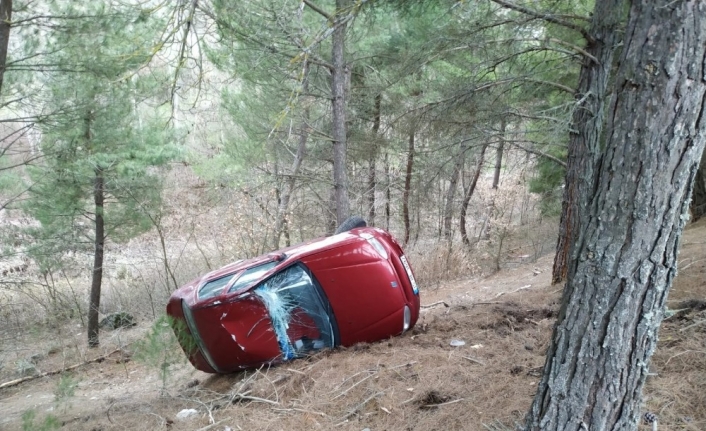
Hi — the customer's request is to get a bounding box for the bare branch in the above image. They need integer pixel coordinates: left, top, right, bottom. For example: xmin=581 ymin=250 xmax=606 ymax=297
xmin=490 ymin=0 xmax=593 ymax=43
xmin=522 ymin=78 xmax=575 ymax=94
xmin=506 ymin=140 xmax=566 ymax=168
xmin=302 ymin=0 xmax=333 ymax=22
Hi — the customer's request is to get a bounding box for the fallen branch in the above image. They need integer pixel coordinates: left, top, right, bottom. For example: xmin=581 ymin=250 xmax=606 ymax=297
xmin=273 ymin=407 xmax=327 ymax=417
xmin=421 ymin=301 xmax=449 ymax=309
xmin=665 ymin=350 xmax=706 ymax=365
xmin=230 ymin=390 xmax=280 ymax=406
xmin=338 ymin=391 xmax=384 ymax=423
xmin=462 ymin=356 xmax=485 ymax=366
xmin=333 ymin=371 xmax=377 ymax=400
xmin=238 ymin=395 xmax=280 ymax=405
xmin=493 ymin=284 xmax=532 ymax=299
xmin=388 ymin=361 xmax=417 ymax=370
xmin=679 ymin=319 xmax=706 ymax=332
xmin=420 ymin=398 xmax=465 ymax=409
xmin=0 ymin=348 xmax=121 ymax=390
xmin=331 ymin=369 xmax=376 ymax=392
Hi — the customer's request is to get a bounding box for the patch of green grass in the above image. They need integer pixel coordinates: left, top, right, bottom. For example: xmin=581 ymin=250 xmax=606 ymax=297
xmin=21 ymin=409 xmax=60 ymax=431
xmin=134 ymin=314 xmax=189 ymax=393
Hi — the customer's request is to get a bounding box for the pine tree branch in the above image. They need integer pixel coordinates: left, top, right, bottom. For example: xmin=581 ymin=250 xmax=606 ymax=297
xmin=490 ymin=0 xmax=593 ymax=43
xmin=506 ymin=141 xmax=566 ymax=168
xmin=302 ymin=0 xmax=333 ymax=22
xmin=522 ymin=78 xmax=575 ymax=94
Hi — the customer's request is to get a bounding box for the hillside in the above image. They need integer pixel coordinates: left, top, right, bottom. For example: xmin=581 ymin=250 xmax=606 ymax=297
xmin=0 ymin=221 xmax=705 ymax=431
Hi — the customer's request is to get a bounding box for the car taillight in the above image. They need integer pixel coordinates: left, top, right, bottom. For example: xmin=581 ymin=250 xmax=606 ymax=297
xmin=403 ymin=305 xmax=411 ymax=332
xmin=181 ymin=300 xmax=220 ymax=373
xmin=360 ymin=232 xmax=388 ymax=259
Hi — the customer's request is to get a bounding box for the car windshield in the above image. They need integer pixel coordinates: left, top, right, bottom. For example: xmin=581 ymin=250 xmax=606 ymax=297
xmin=253 ymin=264 xmax=336 ymax=360
xmin=228 ymin=261 xmax=278 ymax=293
xmin=199 ymin=273 xmax=237 ymax=299
xmin=199 ymin=261 xmax=279 ymax=300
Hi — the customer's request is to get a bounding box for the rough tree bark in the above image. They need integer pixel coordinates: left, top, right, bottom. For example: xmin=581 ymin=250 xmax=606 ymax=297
xmin=443 ymin=140 xmax=467 ymax=240
xmin=83 ymin=110 xmax=104 ymax=348
xmin=551 ymin=0 xmax=626 ymax=285
xmin=492 ymin=118 xmax=505 ymax=189
xmin=367 ymin=93 xmax=381 ymax=226
xmin=525 ymin=1 xmax=706 ymax=429
xmin=402 ymin=130 xmax=414 ymax=245
xmin=384 ymin=151 xmax=390 ymax=231
xmin=460 ymin=144 xmax=488 ymax=246
xmin=331 ymin=0 xmax=350 ymax=226
xmin=88 ymin=166 xmax=105 ymax=348
xmin=689 ymin=150 xmax=706 ymax=221
xmin=0 ymin=0 xmax=11 ymax=95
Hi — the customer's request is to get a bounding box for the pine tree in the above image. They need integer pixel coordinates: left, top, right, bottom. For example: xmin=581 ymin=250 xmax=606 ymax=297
xmin=23 ymin=2 xmax=179 ymax=347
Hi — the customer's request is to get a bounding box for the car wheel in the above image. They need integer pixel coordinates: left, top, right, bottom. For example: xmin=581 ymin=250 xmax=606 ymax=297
xmin=334 ymin=216 xmax=367 ymax=234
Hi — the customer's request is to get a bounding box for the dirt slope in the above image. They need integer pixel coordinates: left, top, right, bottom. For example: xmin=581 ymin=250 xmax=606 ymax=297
xmin=1 ymin=223 xmax=705 ymax=431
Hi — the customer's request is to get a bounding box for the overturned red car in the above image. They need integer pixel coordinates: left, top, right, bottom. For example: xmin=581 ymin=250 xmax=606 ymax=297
xmin=167 ymin=218 xmax=420 ymax=373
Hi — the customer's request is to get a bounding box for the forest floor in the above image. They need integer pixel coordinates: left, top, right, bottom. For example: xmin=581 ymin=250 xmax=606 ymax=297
xmin=1 ymin=222 xmax=705 ymax=431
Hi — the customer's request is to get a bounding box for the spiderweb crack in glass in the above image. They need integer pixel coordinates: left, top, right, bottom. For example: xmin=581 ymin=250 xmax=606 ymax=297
xmin=253 ymin=265 xmax=335 ymax=361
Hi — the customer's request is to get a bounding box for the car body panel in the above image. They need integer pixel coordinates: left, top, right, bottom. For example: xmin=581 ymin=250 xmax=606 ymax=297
xmin=193 ymin=296 xmax=281 ymax=372
xmin=302 ymin=246 xmax=407 ymax=345
xmin=167 ymin=226 xmax=420 ymax=373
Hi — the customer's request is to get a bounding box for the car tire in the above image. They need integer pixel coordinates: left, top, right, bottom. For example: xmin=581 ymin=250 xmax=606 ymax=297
xmin=334 ymin=216 xmax=367 ymax=234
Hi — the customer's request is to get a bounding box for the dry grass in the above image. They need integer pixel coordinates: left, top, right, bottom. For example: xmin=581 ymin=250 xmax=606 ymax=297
xmin=2 ymin=221 xmax=706 ymax=431
xmin=639 ymin=222 xmax=706 ymax=430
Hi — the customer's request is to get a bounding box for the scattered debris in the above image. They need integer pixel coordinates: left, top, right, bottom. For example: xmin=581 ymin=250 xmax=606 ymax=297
xmin=176 ymin=408 xmax=199 ymax=420
xmin=99 ymin=312 xmax=136 ymax=330
xmin=510 ymin=365 xmax=524 ymax=375
xmin=416 ymin=390 xmax=464 ymax=409
xmin=643 ymin=411 xmax=658 ymax=431
xmin=526 ymin=366 xmax=543 ymax=377
xmin=338 ymin=391 xmax=384 ymax=423
xmin=449 ymin=339 xmax=466 ymax=347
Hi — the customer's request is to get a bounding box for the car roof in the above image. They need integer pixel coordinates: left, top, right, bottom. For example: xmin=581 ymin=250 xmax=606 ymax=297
xmin=197 ymin=229 xmax=369 ymax=287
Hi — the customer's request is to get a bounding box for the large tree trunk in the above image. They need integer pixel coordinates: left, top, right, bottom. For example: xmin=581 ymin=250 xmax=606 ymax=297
xmin=551 ymin=0 xmax=626 ymax=285
xmin=525 ymin=2 xmax=706 ymax=429
xmin=88 ymin=167 xmax=105 ymax=348
xmin=331 ymin=0 xmax=350 ymax=226
xmin=460 ymin=144 xmax=488 ymax=246
xmin=402 ymin=130 xmax=414 ymax=245
xmin=0 ymin=0 xmax=11 ymax=95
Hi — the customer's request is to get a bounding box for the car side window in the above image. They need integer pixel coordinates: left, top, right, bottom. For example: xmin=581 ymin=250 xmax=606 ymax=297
xmin=254 ymin=264 xmax=336 ymax=360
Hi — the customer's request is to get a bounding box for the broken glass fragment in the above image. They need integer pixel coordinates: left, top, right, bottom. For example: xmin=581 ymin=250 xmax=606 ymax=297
xmin=254 ymin=264 xmax=336 ymax=361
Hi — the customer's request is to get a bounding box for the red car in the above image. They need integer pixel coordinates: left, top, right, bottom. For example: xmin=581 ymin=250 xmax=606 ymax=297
xmin=166 ymin=219 xmax=420 ymax=373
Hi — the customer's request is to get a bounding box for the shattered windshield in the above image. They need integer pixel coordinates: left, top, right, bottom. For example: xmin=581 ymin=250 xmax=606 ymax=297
xmin=228 ymin=261 xmax=278 ymax=293
xmin=199 ymin=261 xmax=279 ymax=300
xmin=199 ymin=273 xmax=237 ymax=299
xmin=254 ymin=264 xmax=337 ymax=360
